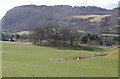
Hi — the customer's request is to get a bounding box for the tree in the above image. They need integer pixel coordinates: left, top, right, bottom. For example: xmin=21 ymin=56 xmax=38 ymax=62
xmin=33 ymin=27 xmax=46 ymax=45
xmin=15 ymin=34 xmax=20 ymax=41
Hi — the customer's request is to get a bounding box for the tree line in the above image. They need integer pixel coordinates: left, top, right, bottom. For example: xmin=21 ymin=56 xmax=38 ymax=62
xmin=1 ymin=33 xmax=29 ymax=42
xmin=1 ymin=24 xmax=119 ymax=46
xmin=32 ymin=24 xmax=119 ymax=46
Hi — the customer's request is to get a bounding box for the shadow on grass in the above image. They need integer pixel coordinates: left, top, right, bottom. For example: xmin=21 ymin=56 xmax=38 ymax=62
xmin=47 ymin=45 xmax=107 ymax=52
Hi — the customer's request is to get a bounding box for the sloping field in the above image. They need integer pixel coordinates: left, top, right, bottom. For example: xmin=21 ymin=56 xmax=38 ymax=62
xmin=2 ymin=43 xmax=118 ymax=77
xmin=17 ymin=31 xmax=30 ymax=35
xmin=73 ymin=15 xmax=111 ymax=22
xmin=101 ymin=34 xmax=120 ymax=37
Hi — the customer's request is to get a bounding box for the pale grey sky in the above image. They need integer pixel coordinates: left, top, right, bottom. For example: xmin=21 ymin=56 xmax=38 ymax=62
xmin=0 ymin=0 xmax=119 ymax=20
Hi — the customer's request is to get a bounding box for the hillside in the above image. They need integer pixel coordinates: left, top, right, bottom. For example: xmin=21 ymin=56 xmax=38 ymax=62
xmin=2 ymin=5 xmax=120 ymax=34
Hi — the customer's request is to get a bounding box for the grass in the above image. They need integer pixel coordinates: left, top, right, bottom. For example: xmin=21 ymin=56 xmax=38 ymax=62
xmin=77 ymin=30 xmax=86 ymax=33
xmin=17 ymin=31 xmax=30 ymax=35
xmin=73 ymin=15 xmax=111 ymax=22
xmin=101 ymin=34 xmax=120 ymax=37
xmin=50 ymin=45 xmax=107 ymax=52
xmin=2 ymin=43 xmax=118 ymax=77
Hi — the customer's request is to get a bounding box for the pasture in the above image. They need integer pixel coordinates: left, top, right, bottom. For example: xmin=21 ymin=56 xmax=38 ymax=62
xmin=2 ymin=43 xmax=118 ymax=77
xmin=72 ymin=15 xmax=111 ymax=22
xmin=17 ymin=31 xmax=30 ymax=35
xmin=101 ymin=34 xmax=120 ymax=37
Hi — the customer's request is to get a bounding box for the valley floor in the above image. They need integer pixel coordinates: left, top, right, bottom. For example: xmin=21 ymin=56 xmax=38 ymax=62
xmin=2 ymin=43 xmax=118 ymax=77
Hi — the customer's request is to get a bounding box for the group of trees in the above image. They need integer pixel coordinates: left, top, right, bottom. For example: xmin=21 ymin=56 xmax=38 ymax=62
xmin=2 ymin=33 xmax=15 ymax=41
xmin=1 ymin=33 xmax=28 ymax=42
xmin=32 ymin=25 xmax=82 ymax=46
xmin=32 ymin=24 xmax=119 ymax=46
xmin=1 ymin=24 xmax=119 ymax=47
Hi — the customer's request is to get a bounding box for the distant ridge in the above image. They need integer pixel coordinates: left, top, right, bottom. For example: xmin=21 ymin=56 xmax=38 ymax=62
xmin=2 ymin=5 xmax=119 ymax=34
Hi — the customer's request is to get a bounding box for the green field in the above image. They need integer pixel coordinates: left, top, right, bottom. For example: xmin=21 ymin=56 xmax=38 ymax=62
xmin=2 ymin=43 xmax=118 ymax=77
xmin=17 ymin=31 xmax=30 ymax=35
xmin=101 ymin=34 xmax=120 ymax=37
xmin=72 ymin=15 xmax=111 ymax=22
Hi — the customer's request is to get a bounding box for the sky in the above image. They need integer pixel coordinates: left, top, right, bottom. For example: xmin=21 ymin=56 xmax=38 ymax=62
xmin=0 ymin=0 xmax=119 ymax=20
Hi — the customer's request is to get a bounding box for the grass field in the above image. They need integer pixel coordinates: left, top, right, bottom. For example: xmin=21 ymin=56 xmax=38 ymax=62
xmin=73 ymin=15 xmax=111 ymax=22
xmin=17 ymin=31 xmax=30 ymax=35
xmin=101 ymin=34 xmax=120 ymax=37
xmin=2 ymin=43 xmax=118 ymax=77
